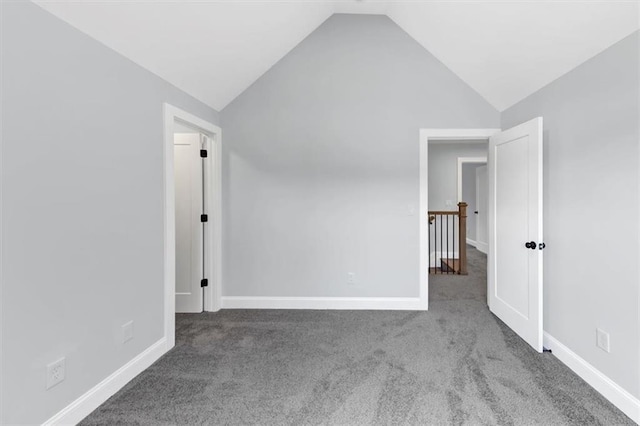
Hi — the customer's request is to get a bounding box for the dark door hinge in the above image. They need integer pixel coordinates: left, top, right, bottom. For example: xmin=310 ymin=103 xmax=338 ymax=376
xmin=201 ymin=278 xmax=208 ymax=287
xmin=200 ymin=149 xmax=208 ymax=158
xmin=201 ymin=214 xmax=208 ymax=223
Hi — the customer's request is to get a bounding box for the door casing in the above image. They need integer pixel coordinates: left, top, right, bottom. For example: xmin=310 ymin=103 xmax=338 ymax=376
xmin=419 ymin=128 xmax=500 ymax=310
xmin=475 ymin=165 xmax=488 ymax=254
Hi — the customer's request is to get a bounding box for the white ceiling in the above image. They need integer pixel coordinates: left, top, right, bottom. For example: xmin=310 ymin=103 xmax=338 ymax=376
xmin=35 ymin=1 xmax=639 ymax=112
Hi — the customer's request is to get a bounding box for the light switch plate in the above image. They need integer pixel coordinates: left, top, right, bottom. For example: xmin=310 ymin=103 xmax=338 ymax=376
xmin=596 ymin=328 xmax=610 ymax=353
xmin=122 ymin=321 xmax=134 ymax=343
xmin=347 ymin=272 xmax=356 ymax=285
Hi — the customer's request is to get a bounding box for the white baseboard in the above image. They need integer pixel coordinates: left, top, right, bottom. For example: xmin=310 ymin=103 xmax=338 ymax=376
xmin=475 ymin=241 xmax=488 ymax=254
xmin=466 ymin=238 xmax=477 ymax=247
xmin=43 ymin=337 xmax=170 ymax=426
xmin=543 ymin=333 xmax=640 ymax=423
xmin=221 ymin=296 xmax=426 ymax=310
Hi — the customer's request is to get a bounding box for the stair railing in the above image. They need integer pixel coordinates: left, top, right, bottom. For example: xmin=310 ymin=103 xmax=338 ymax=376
xmin=428 ymin=202 xmax=468 ymax=275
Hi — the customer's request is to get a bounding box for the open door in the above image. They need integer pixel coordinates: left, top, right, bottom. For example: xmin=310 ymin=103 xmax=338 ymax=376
xmin=488 ymin=117 xmax=543 ymax=352
xmin=174 ymin=133 xmax=204 ymax=313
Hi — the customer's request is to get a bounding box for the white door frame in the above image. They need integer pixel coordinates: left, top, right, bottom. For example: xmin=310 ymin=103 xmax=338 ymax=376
xmin=457 ymin=157 xmax=487 ymax=247
xmin=163 ymin=103 xmax=222 ymax=348
xmin=475 ymin=165 xmax=489 ymax=254
xmin=419 ymin=129 xmax=499 ymax=309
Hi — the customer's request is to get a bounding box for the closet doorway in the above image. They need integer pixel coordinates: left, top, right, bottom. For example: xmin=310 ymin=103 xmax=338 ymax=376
xmin=163 ymin=103 xmax=222 ymax=346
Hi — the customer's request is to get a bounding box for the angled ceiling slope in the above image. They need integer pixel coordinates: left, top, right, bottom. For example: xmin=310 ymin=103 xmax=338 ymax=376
xmin=35 ymin=1 xmax=639 ymax=112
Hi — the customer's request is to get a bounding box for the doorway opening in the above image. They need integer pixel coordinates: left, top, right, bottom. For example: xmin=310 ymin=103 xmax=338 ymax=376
xmin=457 ymin=157 xmax=488 ymax=255
xmin=419 ymin=128 xmax=498 ymax=310
xmin=163 ymin=103 xmax=222 ymax=348
xmin=424 ymin=138 xmax=490 ymax=298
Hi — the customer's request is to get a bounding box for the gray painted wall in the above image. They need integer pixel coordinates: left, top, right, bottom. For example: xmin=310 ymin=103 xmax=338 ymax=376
xmin=502 ymin=31 xmax=639 ymax=398
xmin=221 ymin=14 xmax=499 ymax=299
xmin=427 ymin=142 xmax=487 ymax=212
xmin=1 ymin=3 xmax=219 ymax=424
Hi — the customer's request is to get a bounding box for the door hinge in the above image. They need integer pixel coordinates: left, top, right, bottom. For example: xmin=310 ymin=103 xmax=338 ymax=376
xmin=201 ymin=214 xmax=208 ymax=223
xmin=200 ymin=149 xmax=208 ymax=158
xmin=201 ymin=278 xmax=208 ymax=287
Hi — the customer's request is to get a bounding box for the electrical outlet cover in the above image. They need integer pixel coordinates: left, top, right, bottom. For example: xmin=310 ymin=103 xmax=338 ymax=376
xmin=46 ymin=357 xmax=65 ymax=389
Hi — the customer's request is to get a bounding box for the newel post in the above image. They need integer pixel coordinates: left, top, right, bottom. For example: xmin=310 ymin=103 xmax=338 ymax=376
xmin=458 ymin=202 xmax=468 ymax=275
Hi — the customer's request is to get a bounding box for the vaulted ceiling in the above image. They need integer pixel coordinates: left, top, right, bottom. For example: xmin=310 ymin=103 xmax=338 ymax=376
xmin=35 ymin=1 xmax=639 ymax=112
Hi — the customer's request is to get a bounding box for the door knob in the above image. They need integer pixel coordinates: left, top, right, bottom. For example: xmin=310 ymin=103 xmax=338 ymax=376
xmin=525 ymin=241 xmax=537 ymax=249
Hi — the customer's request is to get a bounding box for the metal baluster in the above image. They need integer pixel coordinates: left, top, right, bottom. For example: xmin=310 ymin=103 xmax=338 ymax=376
xmin=453 ymin=214 xmax=456 ymax=274
xmin=446 ymin=215 xmax=450 ymax=274
xmin=439 ymin=215 xmax=443 ymax=274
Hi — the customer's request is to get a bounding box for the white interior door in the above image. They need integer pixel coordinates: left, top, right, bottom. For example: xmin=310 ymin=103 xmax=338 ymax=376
xmin=488 ymin=117 xmax=543 ymax=352
xmin=475 ymin=165 xmax=488 ymax=254
xmin=174 ymin=133 xmax=203 ymax=313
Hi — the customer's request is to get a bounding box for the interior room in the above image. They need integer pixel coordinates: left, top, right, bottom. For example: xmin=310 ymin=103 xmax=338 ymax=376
xmin=2 ymin=1 xmax=639 ymax=425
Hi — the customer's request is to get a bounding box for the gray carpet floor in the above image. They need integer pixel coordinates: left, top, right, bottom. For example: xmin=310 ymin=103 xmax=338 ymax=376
xmin=81 ymin=247 xmax=633 ymax=425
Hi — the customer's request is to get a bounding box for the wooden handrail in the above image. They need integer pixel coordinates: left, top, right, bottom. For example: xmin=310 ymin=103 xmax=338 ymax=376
xmin=458 ymin=202 xmax=468 ymax=275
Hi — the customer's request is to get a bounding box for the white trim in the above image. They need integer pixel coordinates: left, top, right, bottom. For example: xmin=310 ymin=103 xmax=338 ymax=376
xmin=637 ymin=6 xmax=640 ymax=420
xmin=466 ymin=238 xmax=477 ymax=247
xmin=475 ymin=241 xmax=488 ymax=254
xmin=419 ymin=129 xmax=499 ymax=309
xmin=43 ymin=338 xmax=169 ymax=426
xmin=544 ymin=333 xmax=640 ymax=423
xmin=475 ymin=165 xmax=489 ymax=255
xmin=419 ymin=136 xmax=429 ymax=310
xmin=221 ymin=297 xmax=424 ymax=310
xmin=163 ymin=103 xmax=222 ymax=334
xmin=456 ymin=156 xmax=487 ymax=203
xmin=422 ymin=129 xmax=499 ymax=140
xmin=634 ymin=7 xmax=640 ymax=424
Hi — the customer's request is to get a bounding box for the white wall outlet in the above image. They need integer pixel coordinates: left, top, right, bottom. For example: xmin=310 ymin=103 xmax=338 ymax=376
xmin=596 ymin=328 xmax=610 ymax=353
xmin=347 ymin=272 xmax=356 ymax=285
xmin=46 ymin=357 xmax=65 ymax=390
xmin=122 ymin=321 xmax=134 ymax=344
